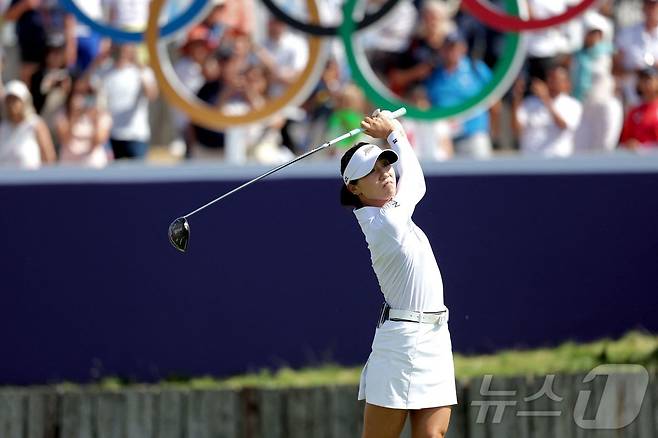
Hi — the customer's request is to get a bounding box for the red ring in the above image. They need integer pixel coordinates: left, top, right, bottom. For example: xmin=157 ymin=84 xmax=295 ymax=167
xmin=461 ymin=0 xmax=597 ymax=32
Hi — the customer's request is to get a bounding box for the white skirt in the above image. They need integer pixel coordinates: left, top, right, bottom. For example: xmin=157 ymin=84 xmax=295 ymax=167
xmin=358 ymin=317 xmax=457 ymax=410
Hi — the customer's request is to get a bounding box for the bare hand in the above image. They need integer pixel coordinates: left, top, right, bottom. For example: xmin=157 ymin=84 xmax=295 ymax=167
xmin=361 ymin=115 xmax=395 ymax=139
xmin=530 ymin=79 xmax=551 ymax=102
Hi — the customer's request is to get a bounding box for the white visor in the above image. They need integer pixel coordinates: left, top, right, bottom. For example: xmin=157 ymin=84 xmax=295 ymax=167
xmin=342 ymin=144 xmax=399 ymax=186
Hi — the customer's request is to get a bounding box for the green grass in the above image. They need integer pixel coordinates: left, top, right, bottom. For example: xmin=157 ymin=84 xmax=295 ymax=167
xmin=84 ymin=330 xmax=658 ymax=391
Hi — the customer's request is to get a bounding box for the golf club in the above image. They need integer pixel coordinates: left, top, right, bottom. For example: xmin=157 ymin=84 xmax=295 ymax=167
xmin=168 ymin=107 xmax=407 ymax=252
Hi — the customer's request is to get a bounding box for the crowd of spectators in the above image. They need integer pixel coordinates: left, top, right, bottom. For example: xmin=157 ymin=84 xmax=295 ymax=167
xmin=0 ymin=0 xmax=657 ymax=170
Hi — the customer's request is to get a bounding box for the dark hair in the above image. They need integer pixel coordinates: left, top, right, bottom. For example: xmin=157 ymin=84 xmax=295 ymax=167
xmin=339 ymin=142 xmax=369 ymax=209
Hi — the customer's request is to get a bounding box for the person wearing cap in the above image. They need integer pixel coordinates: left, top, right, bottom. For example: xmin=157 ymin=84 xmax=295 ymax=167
xmin=341 ymin=111 xmax=455 ymax=437
xmin=425 ymin=29 xmax=494 ymax=158
xmin=0 ymin=80 xmax=56 ymax=169
xmin=571 ymin=12 xmax=622 ymax=153
xmin=620 ymin=67 xmax=658 ymax=149
xmin=571 ymin=12 xmax=614 ymax=101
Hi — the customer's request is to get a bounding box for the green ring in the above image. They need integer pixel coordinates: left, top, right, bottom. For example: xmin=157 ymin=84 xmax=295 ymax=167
xmin=339 ymin=0 xmax=524 ymax=120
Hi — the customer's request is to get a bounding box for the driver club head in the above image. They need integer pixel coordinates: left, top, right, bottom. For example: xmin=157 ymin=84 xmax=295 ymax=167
xmin=168 ymin=217 xmax=190 ymax=253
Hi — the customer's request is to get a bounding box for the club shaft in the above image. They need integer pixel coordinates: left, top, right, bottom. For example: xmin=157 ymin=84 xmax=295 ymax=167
xmin=183 ymin=108 xmax=407 ymax=218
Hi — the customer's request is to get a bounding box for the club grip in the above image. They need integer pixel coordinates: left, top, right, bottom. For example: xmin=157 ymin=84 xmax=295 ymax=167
xmin=388 ymin=107 xmax=407 ymax=119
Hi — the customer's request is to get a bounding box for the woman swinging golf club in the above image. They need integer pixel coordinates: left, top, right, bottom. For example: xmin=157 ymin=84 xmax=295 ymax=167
xmin=341 ymin=110 xmax=456 ymax=438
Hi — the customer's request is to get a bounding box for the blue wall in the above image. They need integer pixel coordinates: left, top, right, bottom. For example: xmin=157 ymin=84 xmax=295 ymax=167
xmin=1 ymin=172 xmax=657 ymax=385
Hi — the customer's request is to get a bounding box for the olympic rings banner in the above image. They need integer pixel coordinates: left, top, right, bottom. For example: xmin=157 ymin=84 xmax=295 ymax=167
xmin=60 ymin=0 xmax=598 ymax=129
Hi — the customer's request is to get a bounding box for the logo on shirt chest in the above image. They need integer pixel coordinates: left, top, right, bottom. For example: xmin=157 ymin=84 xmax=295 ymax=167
xmin=382 ymin=200 xmax=400 ymax=211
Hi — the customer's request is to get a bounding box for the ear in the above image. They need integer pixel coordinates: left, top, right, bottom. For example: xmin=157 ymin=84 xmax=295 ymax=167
xmin=348 ymin=183 xmax=361 ymax=196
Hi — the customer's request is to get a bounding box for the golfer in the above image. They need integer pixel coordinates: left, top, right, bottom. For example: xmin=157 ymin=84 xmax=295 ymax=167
xmin=340 ymin=110 xmax=456 ymax=438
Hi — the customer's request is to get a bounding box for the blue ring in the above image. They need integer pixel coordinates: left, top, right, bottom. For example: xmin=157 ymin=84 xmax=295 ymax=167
xmin=59 ymin=0 xmax=208 ymax=43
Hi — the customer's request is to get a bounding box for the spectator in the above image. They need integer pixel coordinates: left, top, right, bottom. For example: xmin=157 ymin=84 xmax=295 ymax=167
xmin=54 ymin=74 xmax=112 ymax=167
xmin=388 ymin=0 xmax=455 ymax=95
xmin=175 ymin=26 xmax=215 ymax=97
xmin=403 ymin=86 xmax=454 ymax=161
xmin=173 ymin=25 xmax=216 ymax=154
xmin=71 ymin=0 xmax=108 ymax=72
xmin=512 ymin=66 xmax=583 ymax=157
xmin=96 ymin=43 xmax=158 ymax=160
xmin=325 ymin=84 xmax=367 ymax=154
xmin=256 ymin=18 xmax=309 ymax=153
xmin=358 ymin=0 xmax=418 ymax=72
xmin=525 ymin=0 xmax=574 ymax=81
xmin=189 ymin=52 xmax=227 ymax=160
xmin=425 ymin=30 xmax=493 ymax=158
xmin=571 ymin=12 xmax=614 ymax=101
xmin=302 ymin=58 xmax=344 ymax=150
xmin=615 ymin=0 xmax=658 ymax=70
xmin=615 ymin=0 xmax=658 ymax=104
xmin=257 ymin=18 xmax=308 ymax=98
xmin=620 ymin=67 xmax=658 ymax=149
xmin=205 ymin=0 xmax=255 ymax=38
xmin=0 ymin=80 xmax=56 ymax=168
xmin=104 ymin=0 xmax=150 ymax=31
xmin=218 ymin=62 xmax=272 ymax=163
xmin=574 ymin=72 xmax=623 ymax=152
xmin=29 ymin=33 xmax=70 ymax=115
xmin=189 ymin=48 xmax=265 ymax=161
xmin=3 ymin=0 xmax=74 ymax=84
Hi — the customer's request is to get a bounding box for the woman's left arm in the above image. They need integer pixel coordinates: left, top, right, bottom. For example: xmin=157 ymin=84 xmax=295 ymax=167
xmin=362 ymin=114 xmax=426 ymax=207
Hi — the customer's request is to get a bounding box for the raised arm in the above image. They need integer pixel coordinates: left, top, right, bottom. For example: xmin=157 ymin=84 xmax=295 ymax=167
xmin=386 ymin=122 xmax=426 ymax=207
xmin=361 ymin=111 xmax=426 ymax=208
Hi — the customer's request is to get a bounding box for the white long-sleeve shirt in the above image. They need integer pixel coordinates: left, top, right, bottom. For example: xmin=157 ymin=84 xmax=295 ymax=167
xmin=354 ymin=130 xmax=445 ymax=312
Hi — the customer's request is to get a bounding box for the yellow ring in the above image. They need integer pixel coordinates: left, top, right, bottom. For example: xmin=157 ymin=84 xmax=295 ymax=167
xmin=146 ymin=0 xmax=325 ymax=129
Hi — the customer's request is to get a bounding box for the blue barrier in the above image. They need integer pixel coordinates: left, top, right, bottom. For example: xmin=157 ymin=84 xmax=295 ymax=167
xmin=1 ymin=163 xmax=657 ymax=384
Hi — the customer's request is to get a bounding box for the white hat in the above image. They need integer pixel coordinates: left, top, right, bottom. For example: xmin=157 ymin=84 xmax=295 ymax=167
xmin=583 ymin=12 xmax=612 ymax=37
xmin=342 ymin=144 xmax=398 ymax=186
xmin=4 ymin=80 xmax=31 ymax=102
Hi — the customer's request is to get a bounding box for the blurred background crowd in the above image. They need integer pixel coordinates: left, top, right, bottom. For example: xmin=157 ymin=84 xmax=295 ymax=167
xmin=0 ymin=0 xmax=657 ymax=169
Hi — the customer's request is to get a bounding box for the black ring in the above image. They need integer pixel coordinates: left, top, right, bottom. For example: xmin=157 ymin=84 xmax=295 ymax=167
xmin=260 ymin=0 xmax=401 ymax=37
